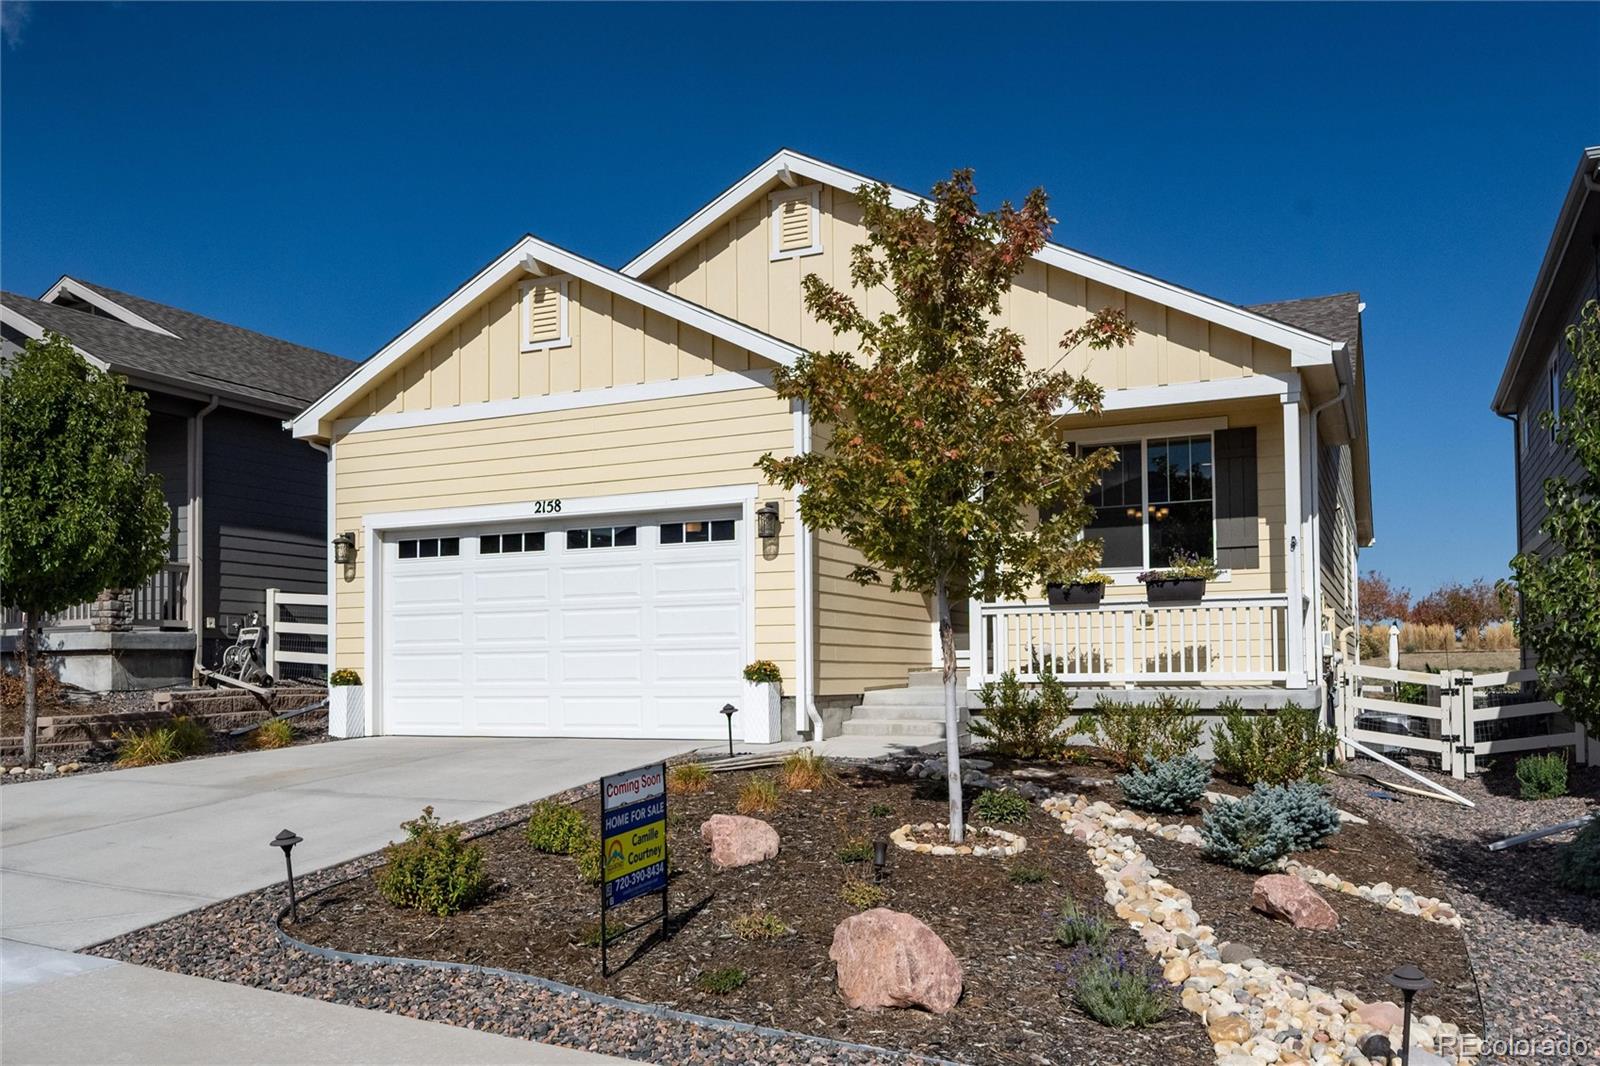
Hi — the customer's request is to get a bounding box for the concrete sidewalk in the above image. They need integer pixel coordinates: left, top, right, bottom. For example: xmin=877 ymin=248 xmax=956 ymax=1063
xmin=1 ymin=940 xmax=621 ymax=1065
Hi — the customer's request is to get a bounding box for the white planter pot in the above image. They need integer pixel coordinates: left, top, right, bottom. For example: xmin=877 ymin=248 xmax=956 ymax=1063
xmin=742 ymin=681 xmax=782 ymax=745
xmin=328 ymin=685 xmax=366 ymax=739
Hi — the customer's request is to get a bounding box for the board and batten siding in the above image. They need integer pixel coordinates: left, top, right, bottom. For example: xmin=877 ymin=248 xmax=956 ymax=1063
xmin=642 ymin=182 xmax=1296 ymax=390
xmin=330 ymin=386 xmax=798 ymax=684
xmin=339 ymin=274 xmax=757 ymax=421
xmin=1317 ymin=440 xmax=1356 ymax=642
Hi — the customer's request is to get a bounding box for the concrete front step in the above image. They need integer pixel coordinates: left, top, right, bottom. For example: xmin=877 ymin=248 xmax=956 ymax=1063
xmin=840 ymin=718 xmax=947 ymax=738
xmin=848 ymin=704 xmax=949 ymax=722
xmin=906 ymin=668 xmax=969 ymax=688
xmin=857 ymin=686 xmax=966 ymax=709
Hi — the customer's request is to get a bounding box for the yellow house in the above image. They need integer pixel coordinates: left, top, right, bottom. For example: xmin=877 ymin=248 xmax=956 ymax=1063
xmin=289 ymin=150 xmax=1373 ymax=744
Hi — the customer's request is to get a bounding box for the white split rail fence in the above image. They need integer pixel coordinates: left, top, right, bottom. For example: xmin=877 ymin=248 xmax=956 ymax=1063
xmin=264 ymin=587 xmax=330 ymax=682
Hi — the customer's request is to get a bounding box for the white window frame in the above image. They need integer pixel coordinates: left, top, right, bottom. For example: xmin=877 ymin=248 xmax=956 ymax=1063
xmin=769 ymin=186 xmax=822 ymax=261
xmin=519 ymin=275 xmax=572 ymax=353
xmin=1070 ymin=423 xmax=1226 ymax=580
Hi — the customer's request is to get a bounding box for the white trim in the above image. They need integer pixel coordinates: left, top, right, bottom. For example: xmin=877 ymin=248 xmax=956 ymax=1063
xmin=290 ymin=236 xmax=803 ymax=439
xmin=1282 ymin=395 xmax=1306 ymax=688
xmin=40 ymin=276 xmax=179 ymax=338
xmin=769 ymin=185 xmax=823 ymax=261
xmin=518 ymin=276 xmax=572 ymax=353
xmin=1059 ymin=373 xmax=1298 ymax=416
xmin=1067 ymin=416 xmax=1227 ymax=446
xmin=0 ymin=306 xmax=111 ymax=370
xmin=333 ymin=368 xmax=774 ymax=436
xmin=791 ymin=399 xmax=818 ymax=736
xmin=621 ymin=149 xmax=1342 ymax=366
xmin=361 ymin=483 xmax=758 ymax=739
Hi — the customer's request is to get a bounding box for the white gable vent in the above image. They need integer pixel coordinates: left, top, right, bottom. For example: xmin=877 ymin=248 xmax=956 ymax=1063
xmin=769 ymin=186 xmax=821 ymax=261
xmin=520 ymin=277 xmax=571 ymax=352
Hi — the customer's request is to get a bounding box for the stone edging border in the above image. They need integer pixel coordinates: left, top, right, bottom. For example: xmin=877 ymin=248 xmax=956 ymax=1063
xmin=889 ymin=822 xmax=1026 ymax=857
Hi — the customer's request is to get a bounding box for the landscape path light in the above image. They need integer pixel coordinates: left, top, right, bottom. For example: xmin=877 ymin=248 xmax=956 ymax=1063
xmin=719 ymin=703 xmax=737 ymax=758
xmin=270 ymin=829 xmax=303 ymax=919
xmin=1385 ymin=962 xmax=1435 ymax=1066
xmin=872 ymin=839 xmax=889 ymax=882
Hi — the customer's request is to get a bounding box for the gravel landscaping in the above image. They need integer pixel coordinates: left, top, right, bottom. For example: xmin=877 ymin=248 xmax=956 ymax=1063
xmin=1329 ymin=762 xmax=1599 ymax=1065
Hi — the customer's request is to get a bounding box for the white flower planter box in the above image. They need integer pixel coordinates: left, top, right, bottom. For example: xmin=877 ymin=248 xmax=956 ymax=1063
xmin=328 ymin=684 xmax=366 ymax=739
xmin=742 ymin=681 xmax=782 ymax=745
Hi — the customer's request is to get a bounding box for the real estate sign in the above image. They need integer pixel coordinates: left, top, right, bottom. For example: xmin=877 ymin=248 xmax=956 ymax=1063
xmin=600 ymin=761 xmax=668 ymax=907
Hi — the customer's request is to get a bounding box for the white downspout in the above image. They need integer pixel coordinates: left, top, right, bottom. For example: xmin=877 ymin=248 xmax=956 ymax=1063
xmin=794 ymin=400 xmax=823 ymax=738
xmin=189 ymin=395 xmax=220 ymax=679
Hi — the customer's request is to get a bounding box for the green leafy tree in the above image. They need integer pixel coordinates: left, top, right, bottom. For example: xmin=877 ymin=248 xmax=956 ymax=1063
xmin=1 ymin=333 xmax=170 ymax=765
xmin=757 ymin=171 xmax=1135 ymax=842
xmin=1506 ymin=300 xmax=1600 ymax=732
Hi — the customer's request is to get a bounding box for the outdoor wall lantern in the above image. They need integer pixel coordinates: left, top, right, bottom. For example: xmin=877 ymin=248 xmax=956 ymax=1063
xmin=755 ymin=501 xmax=781 ymax=541
xmin=719 ymin=703 xmax=738 ymax=758
xmin=270 ymin=828 xmax=304 ymax=919
xmin=331 ymin=532 xmax=356 ymax=565
xmin=872 ymin=839 xmax=890 ymax=882
xmin=1385 ymin=963 xmax=1435 ymax=1066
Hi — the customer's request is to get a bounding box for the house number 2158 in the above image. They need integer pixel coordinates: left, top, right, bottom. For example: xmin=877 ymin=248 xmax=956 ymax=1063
xmin=531 ymin=499 xmax=563 ymax=515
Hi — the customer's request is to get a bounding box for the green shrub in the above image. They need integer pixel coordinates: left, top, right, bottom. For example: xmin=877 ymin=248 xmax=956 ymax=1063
xmin=1212 ymin=702 xmax=1335 ymax=785
xmin=1515 ymin=752 xmax=1569 ymax=799
xmin=167 ymin=716 xmax=212 ymax=756
xmin=524 ymin=800 xmax=591 ymax=854
xmin=1201 ymin=795 xmax=1295 ymax=871
xmin=1008 ymin=864 xmax=1050 ymax=885
xmin=329 ymin=668 xmax=361 ymax=686
xmin=573 ymin=829 xmax=603 ymax=884
xmin=1077 ymin=694 xmax=1203 ymax=770
xmin=667 ymin=762 xmax=711 ymax=795
xmin=1069 ymin=950 xmax=1169 ymax=1029
xmin=695 ymin=966 xmax=749 ymax=994
xmin=840 ymin=879 xmax=891 ymax=910
xmin=971 ymin=671 xmax=1076 ymax=759
xmin=836 ymin=837 xmax=873 ymax=864
xmin=736 ymin=774 xmax=780 ymax=814
xmin=1556 ymin=817 xmax=1600 ymax=897
xmin=868 ymin=802 xmax=895 ymax=818
xmin=742 ymin=660 xmax=782 ymax=684
xmin=376 ymin=806 xmax=488 ymax=916
xmin=1117 ymin=755 xmax=1210 ymax=813
xmin=252 ymin=718 xmax=295 ymax=750
xmin=729 ymin=909 xmax=790 ymax=941
xmin=972 ymin=788 xmax=1031 ymax=825
xmin=1250 ymin=780 xmax=1342 ymax=851
xmin=1054 ymin=894 xmax=1111 ymax=949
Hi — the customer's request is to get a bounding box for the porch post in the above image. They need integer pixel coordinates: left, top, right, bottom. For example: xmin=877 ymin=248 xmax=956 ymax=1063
xmin=967 ymin=596 xmax=983 ymax=690
xmin=1282 ymin=391 xmax=1307 ymax=688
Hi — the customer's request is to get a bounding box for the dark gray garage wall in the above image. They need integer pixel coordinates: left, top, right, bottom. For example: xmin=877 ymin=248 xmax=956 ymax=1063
xmin=201 ymin=408 xmax=326 ymax=664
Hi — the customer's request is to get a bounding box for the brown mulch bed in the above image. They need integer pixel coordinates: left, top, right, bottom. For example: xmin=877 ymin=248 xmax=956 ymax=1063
xmin=285 ymin=765 xmax=1212 ymax=1066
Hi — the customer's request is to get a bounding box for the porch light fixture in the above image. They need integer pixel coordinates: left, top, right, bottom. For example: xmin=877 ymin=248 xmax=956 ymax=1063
xmin=331 ymin=532 xmax=356 ymax=565
xmin=1385 ymin=963 xmax=1435 ymax=1066
xmin=872 ymin=839 xmax=889 ymax=882
xmin=720 ymin=703 xmax=737 ymax=758
xmin=270 ymin=829 xmax=304 ymax=919
xmin=755 ymin=501 xmax=781 ymax=541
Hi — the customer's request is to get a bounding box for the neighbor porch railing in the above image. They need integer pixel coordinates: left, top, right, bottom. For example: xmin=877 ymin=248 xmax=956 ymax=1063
xmin=975 ymin=594 xmax=1290 ymax=685
xmin=1 ymin=562 xmax=190 ymax=631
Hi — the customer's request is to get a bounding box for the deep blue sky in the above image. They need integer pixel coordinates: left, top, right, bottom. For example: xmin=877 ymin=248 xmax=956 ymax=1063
xmin=3 ymin=2 xmax=1596 ymax=595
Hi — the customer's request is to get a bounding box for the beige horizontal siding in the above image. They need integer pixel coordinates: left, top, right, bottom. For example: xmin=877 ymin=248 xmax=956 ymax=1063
xmin=814 ymin=526 xmax=933 ymax=697
xmin=331 ymin=387 xmax=796 ymax=681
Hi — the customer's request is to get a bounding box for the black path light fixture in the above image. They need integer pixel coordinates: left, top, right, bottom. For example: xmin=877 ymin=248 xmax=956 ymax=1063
xmin=719 ymin=703 xmax=737 ymax=758
xmin=270 ymin=829 xmax=304 ymax=919
xmin=1385 ymin=963 xmax=1436 ymax=1066
xmin=872 ymin=839 xmax=890 ymax=882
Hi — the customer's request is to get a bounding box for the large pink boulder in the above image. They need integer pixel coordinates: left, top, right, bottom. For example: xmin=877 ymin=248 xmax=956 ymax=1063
xmin=699 ymin=814 xmax=779 ymax=869
xmin=1356 ymin=1000 xmax=1405 ymax=1032
xmin=828 ymin=908 xmax=963 ymax=1014
xmin=1251 ymin=874 xmax=1339 ymax=930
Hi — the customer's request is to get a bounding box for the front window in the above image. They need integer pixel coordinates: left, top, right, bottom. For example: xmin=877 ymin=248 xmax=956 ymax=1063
xmin=1081 ymin=434 xmax=1215 ymax=570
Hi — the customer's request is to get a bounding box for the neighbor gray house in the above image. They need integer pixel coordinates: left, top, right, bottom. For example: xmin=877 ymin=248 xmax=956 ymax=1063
xmin=1 ymin=277 xmax=353 ymax=688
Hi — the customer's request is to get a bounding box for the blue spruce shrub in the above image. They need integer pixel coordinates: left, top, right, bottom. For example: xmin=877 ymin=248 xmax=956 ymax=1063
xmin=1117 ymin=755 xmax=1211 ymax=814
xmin=1249 ymin=780 xmax=1342 ymax=851
xmin=1201 ymin=794 xmax=1295 ymax=871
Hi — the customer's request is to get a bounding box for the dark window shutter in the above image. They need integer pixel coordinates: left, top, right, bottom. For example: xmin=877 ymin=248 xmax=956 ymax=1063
xmin=1213 ymin=427 xmax=1258 ymax=569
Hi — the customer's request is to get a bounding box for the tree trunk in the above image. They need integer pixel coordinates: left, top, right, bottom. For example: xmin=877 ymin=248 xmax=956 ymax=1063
xmin=935 ymin=577 xmax=964 ymax=844
xmin=21 ymin=611 xmax=38 ymax=768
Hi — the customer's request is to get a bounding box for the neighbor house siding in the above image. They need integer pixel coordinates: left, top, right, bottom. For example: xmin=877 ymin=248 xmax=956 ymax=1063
xmin=1317 ymin=439 xmax=1356 ymax=645
xmin=643 ymin=181 xmax=1297 ymax=390
xmin=330 ymin=386 xmax=797 ymax=683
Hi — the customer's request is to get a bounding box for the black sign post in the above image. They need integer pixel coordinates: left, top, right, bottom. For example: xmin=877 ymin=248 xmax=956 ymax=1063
xmin=598 ymin=761 xmax=670 ymax=977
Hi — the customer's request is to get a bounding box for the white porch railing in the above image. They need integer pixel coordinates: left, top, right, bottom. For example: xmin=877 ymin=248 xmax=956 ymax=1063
xmin=264 ymin=587 xmax=329 ymax=681
xmin=1 ymin=562 xmax=189 ymax=631
xmin=976 ymin=595 xmax=1290 ymax=685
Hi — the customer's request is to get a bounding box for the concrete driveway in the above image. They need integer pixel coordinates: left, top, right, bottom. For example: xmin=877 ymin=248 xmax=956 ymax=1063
xmin=0 ymin=735 xmax=696 ymax=1065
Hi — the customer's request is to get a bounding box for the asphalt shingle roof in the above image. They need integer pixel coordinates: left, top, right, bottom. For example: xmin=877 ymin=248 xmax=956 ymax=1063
xmin=1 ymin=280 xmax=353 ymax=412
xmin=1246 ymin=292 xmax=1363 ymax=369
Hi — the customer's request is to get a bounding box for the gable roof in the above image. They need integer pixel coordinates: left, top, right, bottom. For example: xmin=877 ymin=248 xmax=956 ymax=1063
xmin=622 ymin=148 xmax=1346 ymax=368
xmin=1 ymin=278 xmax=352 ymax=414
xmin=289 ymin=234 xmax=806 ymax=440
xmin=1492 ymin=145 xmax=1600 ymax=414
xmin=1249 ymin=292 xmax=1362 ymax=367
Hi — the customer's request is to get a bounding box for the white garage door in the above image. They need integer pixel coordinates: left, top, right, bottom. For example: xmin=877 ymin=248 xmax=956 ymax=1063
xmin=380 ymin=511 xmax=746 ymax=738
